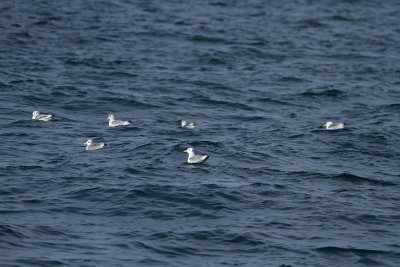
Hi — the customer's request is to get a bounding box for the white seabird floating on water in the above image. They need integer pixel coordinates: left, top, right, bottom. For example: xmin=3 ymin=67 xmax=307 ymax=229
xmin=32 ymin=110 xmax=54 ymax=121
xmin=84 ymin=139 xmax=106 ymax=150
xmin=183 ymin=147 xmax=209 ymax=164
xmin=107 ymin=114 xmax=131 ymax=127
xmin=181 ymin=120 xmax=196 ymax=129
xmin=324 ymin=121 xmax=345 ymax=130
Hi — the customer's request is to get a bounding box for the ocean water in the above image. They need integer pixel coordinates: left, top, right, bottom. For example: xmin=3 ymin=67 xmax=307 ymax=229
xmin=1 ymin=0 xmax=400 ymax=266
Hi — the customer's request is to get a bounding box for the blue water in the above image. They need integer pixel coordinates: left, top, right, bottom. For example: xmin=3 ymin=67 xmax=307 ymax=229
xmin=1 ymin=0 xmax=400 ymax=266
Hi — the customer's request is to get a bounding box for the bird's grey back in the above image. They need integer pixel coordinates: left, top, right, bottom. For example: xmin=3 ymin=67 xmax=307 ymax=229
xmin=189 ymin=154 xmax=208 ymax=162
xmin=110 ymin=120 xmax=129 ymax=126
xmin=87 ymin=143 xmax=105 ymax=150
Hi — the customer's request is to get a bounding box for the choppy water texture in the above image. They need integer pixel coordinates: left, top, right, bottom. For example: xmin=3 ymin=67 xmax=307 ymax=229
xmin=1 ymin=0 xmax=400 ymax=266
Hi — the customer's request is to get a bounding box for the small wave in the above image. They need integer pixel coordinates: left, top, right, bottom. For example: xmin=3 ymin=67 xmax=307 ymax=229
xmin=141 ymin=209 xmax=176 ymax=220
xmin=383 ymin=103 xmax=400 ymax=112
xmin=34 ymin=225 xmax=78 ymax=238
xmin=174 ymin=20 xmax=192 ymax=26
xmin=0 ymin=224 xmax=28 ymax=248
xmin=137 ymin=258 xmax=169 ymax=265
xmin=192 ymin=95 xmax=258 ymax=112
xmin=358 ymin=132 xmax=391 ymax=146
xmin=64 ymin=186 xmax=126 ymax=203
xmin=96 ymin=96 xmax=158 ymax=108
xmin=249 ymin=97 xmax=310 ymax=108
xmin=0 ymin=224 xmax=25 ymax=239
xmin=278 ymin=76 xmax=308 ymax=82
xmin=188 ymin=140 xmax=224 ymax=149
xmin=189 ymin=80 xmax=239 ymax=92
xmin=16 ymin=259 xmax=65 ymax=266
xmin=289 ymin=133 xmax=305 ymax=139
xmin=325 ymin=53 xmax=378 ymax=60
xmin=210 ymin=2 xmax=228 ymax=7
xmin=298 ymin=19 xmax=327 ymax=28
xmin=181 ymin=229 xmax=264 ymax=246
xmin=52 ymin=85 xmax=87 ymax=97
xmin=356 ymin=214 xmax=386 ymax=225
xmin=125 ymin=167 xmax=141 ymax=175
xmin=289 ymin=171 xmax=396 ymax=187
xmin=0 ymin=131 xmax=30 ymax=137
xmin=232 ymin=46 xmax=286 ymax=61
xmin=189 ymin=35 xmax=230 ymax=44
xmin=62 ymin=57 xmax=103 ymax=67
xmin=106 ymin=71 xmax=138 ymax=78
xmin=316 ymin=246 xmax=398 ymax=257
xmin=126 ymin=184 xmax=231 ymax=211
xmin=136 ymin=241 xmax=199 ymax=257
xmin=226 ymin=233 xmax=265 ymax=246
xmin=21 ymin=94 xmax=51 ymax=105
xmin=332 ymin=173 xmax=396 ymax=187
xmin=32 ymin=20 xmax=52 ymax=26
xmin=300 ymin=89 xmax=346 ymax=98
xmin=330 ymin=15 xmax=352 ymax=21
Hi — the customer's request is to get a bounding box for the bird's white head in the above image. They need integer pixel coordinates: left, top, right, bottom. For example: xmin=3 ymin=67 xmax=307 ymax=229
xmin=181 ymin=120 xmax=187 ymax=127
xmin=84 ymin=139 xmax=93 ymax=145
xmin=32 ymin=110 xmax=40 ymax=119
xmin=184 ymin=147 xmax=194 ymax=154
xmin=324 ymin=121 xmax=332 ymax=128
xmin=107 ymin=114 xmax=115 ymax=121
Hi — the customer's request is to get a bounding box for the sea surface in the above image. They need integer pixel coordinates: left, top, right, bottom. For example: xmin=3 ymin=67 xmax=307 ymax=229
xmin=1 ymin=0 xmax=400 ymax=266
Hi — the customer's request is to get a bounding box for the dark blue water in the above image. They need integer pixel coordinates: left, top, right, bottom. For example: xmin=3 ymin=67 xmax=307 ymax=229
xmin=1 ymin=0 xmax=400 ymax=266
